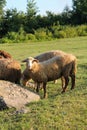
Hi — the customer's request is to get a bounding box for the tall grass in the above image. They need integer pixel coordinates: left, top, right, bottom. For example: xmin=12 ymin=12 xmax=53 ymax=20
xmin=0 ymin=36 xmax=87 ymax=130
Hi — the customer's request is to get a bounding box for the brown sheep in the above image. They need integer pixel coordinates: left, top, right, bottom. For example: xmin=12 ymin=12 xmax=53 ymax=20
xmin=21 ymin=50 xmax=66 ymax=86
xmin=22 ymin=54 xmax=77 ymax=98
xmin=0 ymin=58 xmax=21 ymax=84
xmin=0 ymin=50 xmax=12 ymax=59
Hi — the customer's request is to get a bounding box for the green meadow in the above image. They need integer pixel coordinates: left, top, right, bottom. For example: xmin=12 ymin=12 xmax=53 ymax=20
xmin=0 ymin=36 xmax=87 ymax=130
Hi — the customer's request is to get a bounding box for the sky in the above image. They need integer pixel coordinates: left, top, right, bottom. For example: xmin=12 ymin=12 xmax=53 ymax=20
xmin=5 ymin=0 xmax=72 ymax=15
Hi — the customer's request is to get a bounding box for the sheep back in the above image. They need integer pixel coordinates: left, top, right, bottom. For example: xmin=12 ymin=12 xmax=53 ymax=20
xmin=35 ymin=50 xmax=66 ymax=62
xmin=0 ymin=50 xmax=12 ymax=59
xmin=62 ymin=54 xmax=77 ymax=77
xmin=0 ymin=59 xmax=21 ymax=83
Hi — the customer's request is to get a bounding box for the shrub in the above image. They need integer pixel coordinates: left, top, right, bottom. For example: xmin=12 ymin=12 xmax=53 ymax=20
xmin=1 ymin=25 xmax=87 ymax=43
xmin=50 ymin=25 xmax=78 ymax=38
xmin=0 ymin=37 xmax=12 ymax=43
xmin=2 ymin=27 xmax=30 ymax=43
xmin=53 ymin=29 xmax=59 ymax=38
xmin=46 ymin=29 xmax=53 ymax=39
xmin=76 ymin=25 xmax=87 ymax=36
xmin=57 ymin=31 xmax=66 ymax=38
xmin=34 ymin=28 xmax=47 ymax=40
xmin=63 ymin=26 xmax=77 ymax=38
xmin=7 ymin=32 xmax=18 ymax=41
xmin=27 ymin=34 xmax=36 ymax=41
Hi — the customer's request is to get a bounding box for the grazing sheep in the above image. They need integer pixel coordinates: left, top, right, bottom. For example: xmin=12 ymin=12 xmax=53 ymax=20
xmin=21 ymin=67 xmax=31 ymax=86
xmin=0 ymin=58 xmax=21 ymax=84
xmin=35 ymin=50 xmax=66 ymax=61
xmin=21 ymin=50 xmax=66 ymax=86
xmin=0 ymin=50 xmax=12 ymax=59
xmin=22 ymin=54 xmax=77 ymax=98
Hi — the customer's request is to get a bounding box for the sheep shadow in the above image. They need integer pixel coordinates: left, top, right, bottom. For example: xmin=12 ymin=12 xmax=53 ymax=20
xmin=0 ymin=96 xmax=8 ymax=110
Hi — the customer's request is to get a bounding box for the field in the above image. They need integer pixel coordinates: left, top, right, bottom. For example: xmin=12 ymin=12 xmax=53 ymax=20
xmin=0 ymin=37 xmax=87 ymax=130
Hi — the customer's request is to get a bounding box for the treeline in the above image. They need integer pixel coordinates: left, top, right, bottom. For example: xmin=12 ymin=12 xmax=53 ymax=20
xmin=0 ymin=0 xmax=87 ymax=43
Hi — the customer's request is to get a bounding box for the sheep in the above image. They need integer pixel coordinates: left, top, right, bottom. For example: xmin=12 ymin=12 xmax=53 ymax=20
xmin=0 ymin=50 xmax=12 ymax=59
xmin=0 ymin=58 xmax=21 ymax=84
xmin=0 ymin=50 xmax=21 ymax=83
xmin=22 ymin=54 xmax=77 ymax=98
xmin=35 ymin=50 xmax=66 ymax=62
xmin=21 ymin=50 xmax=67 ymax=86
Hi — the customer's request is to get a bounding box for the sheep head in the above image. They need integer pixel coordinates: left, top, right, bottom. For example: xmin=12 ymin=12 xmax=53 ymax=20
xmin=22 ymin=57 xmax=39 ymax=70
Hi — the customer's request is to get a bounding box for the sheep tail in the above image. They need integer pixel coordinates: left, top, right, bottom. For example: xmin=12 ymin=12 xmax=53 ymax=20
xmin=72 ymin=58 xmax=77 ymax=75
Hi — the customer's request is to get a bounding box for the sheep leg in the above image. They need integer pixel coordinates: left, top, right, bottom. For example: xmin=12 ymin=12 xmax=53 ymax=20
xmin=36 ymin=83 xmax=40 ymax=93
xmin=62 ymin=77 xmax=69 ymax=93
xmin=22 ymin=79 xmax=29 ymax=86
xmin=15 ymin=79 xmax=20 ymax=84
xmin=61 ymin=76 xmax=65 ymax=89
xmin=43 ymin=82 xmax=47 ymax=98
xmin=71 ymin=75 xmax=75 ymax=90
xmin=54 ymin=80 xmax=58 ymax=84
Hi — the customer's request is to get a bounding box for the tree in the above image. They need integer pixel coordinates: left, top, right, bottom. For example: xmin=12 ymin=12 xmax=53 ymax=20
xmin=26 ymin=0 xmax=38 ymax=17
xmin=72 ymin=0 xmax=87 ymax=24
xmin=0 ymin=0 xmax=6 ymax=37
xmin=0 ymin=0 xmax=6 ymax=17
xmin=61 ymin=5 xmax=72 ymax=25
xmin=0 ymin=8 xmax=26 ymax=37
xmin=26 ymin=0 xmax=39 ymax=33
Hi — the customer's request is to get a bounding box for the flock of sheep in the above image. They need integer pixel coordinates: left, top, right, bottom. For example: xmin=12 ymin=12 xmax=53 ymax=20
xmin=0 ymin=50 xmax=77 ymax=98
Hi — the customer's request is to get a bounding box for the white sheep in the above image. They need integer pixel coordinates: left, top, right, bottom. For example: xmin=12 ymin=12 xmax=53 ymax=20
xmin=22 ymin=54 xmax=77 ymax=98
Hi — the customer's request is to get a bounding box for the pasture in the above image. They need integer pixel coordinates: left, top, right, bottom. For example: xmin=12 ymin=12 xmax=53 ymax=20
xmin=0 ymin=36 xmax=87 ymax=130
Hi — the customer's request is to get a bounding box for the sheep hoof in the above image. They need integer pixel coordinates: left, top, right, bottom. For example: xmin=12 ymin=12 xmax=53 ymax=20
xmin=71 ymin=87 xmax=74 ymax=90
xmin=43 ymin=93 xmax=48 ymax=98
xmin=61 ymin=90 xmax=65 ymax=93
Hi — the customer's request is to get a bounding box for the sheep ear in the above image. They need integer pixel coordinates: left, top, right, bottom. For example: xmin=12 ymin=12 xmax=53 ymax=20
xmin=22 ymin=58 xmax=28 ymax=62
xmin=32 ymin=59 xmax=39 ymax=63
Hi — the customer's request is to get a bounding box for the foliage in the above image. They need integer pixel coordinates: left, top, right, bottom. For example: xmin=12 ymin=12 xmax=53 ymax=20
xmin=62 ymin=26 xmax=77 ymax=38
xmin=27 ymin=33 xmax=36 ymax=41
xmin=76 ymin=25 xmax=87 ymax=36
xmin=0 ymin=37 xmax=87 ymax=129
xmin=57 ymin=31 xmax=66 ymax=38
xmin=26 ymin=0 xmax=38 ymax=17
xmin=25 ymin=0 xmax=39 ymax=33
xmin=1 ymin=25 xmax=87 ymax=43
xmin=72 ymin=0 xmax=87 ymax=24
xmin=0 ymin=0 xmax=87 ymax=41
xmin=0 ymin=27 xmax=27 ymax=43
xmin=0 ymin=0 xmax=6 ymax=17
xmin=34 ymin=28 xmax=52 ymax=41
xmin=0 ymin=8 xmax=26 ymax=38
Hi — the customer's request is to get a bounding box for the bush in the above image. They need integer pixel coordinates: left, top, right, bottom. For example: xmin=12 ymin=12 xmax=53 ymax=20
xmin=34 ymin=28 xmax=48 ymax=40
xmin=63 ymin=26 xmax=77 ymax=38
xmin=46 ymin=29 xmax=53 ymax=40
xmin=7 ymin=32 xmax=17 ymax=40
xmin=1 ymin=27 xmax=30 ymax=43
xmin=76 ymin=25 xmax=87 ymax=36
xmin=0 ymin=37 xmax=12 ymax=43
xmin=1 ymin=25 xmax=87 ymax=43
xmin=53 ymin=29 xmax=59 ymax=38
xmin=57 ymin=31 xmax=66 ymax=38
xmin=51 ymin=25 xmax=77 ymax=38
xmin=6 ymin=32 xmax=19 ymax=43
xmin=27 ymin=34 xmax=36 ymax=41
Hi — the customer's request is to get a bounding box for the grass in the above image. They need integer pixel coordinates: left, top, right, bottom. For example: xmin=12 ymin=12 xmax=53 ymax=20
xmin=0 ymin=36 xmax=87 ymax=130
